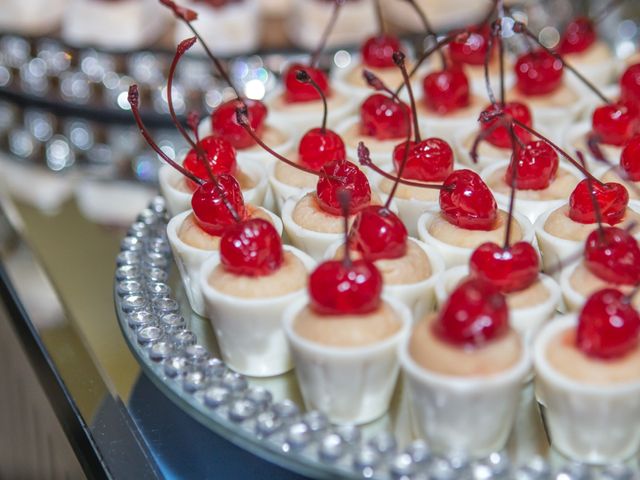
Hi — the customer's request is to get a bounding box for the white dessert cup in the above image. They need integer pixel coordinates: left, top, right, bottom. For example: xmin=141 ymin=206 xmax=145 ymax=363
xmin=435 ymin=265 xmax=561 ymax=345
xmin=533 ymin=205 xmax=583 ymax=276
xmin=199 ymin=246 xmax=315 ymax=377
xmin=324 ymin=238 xmax=446 ymax=320
xmin=454 ymin=127 xmax=512 ymax=172
xmin=534 ymin=315 xmax=640 ymax=464
xmin=158 ymin=158 xmax=269 ymax=217
xmin=399 ymin=323 xmax=531 ymax=457
xmin=166 ymin=208 xmax=283 ymax=317
xmin=480 ymin=160 xmax=580 ymax=225
xmin=267 ymin=159 xmax=316 ymax=214
xmin=562 ymin=121 xmax=624 ymax=174
xmin=416 ymin=208 xmax=535 ymax=269
xmin=283 ymin=296 xmax=412 ymax=425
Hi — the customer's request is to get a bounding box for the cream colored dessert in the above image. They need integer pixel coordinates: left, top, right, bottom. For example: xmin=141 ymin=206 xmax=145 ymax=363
xmin=241 ymin=125 xmax=289 ymax=155
xmin=428 ymin=210 xmax=523 ymax=248
xmin=409 ymin=315 xmax=521 ymax=377
xmin=544 ymin=205 xmax=640 ymax=241
xmin=344 ymin=64 xmax=405 ymax=91
xmin=341 ymin=120 xmax=405 ymax=154
xmin=416 ymin=93 xmax=485 ymax=120
xmin=270 ymin=90 xmax=349 ymax=114
xmin=547 ymin=328 xmax=640 ymax=385
xmin=333 ymin=240 xmax=431 ymax=285
xmin=378 ymin=175 xmax=441 ymax=201
xmin=171 ymin=169 xmax=256 ymax=194
xmin=462 ymin=131 xmax=511 ymax=161
xmin=565 ymin=41 xmax=613 ymax=68
xmin=178 ymin=207 xmax=272 ymax=249
xmin=293 ymin=302 xmax=401 ymax=347
xmin=568 ymin=262 xmax=640 ymax=307
xmin=485 ymin=166 xmax=579 ymax=200
xmin=292 ymin=192 xmax=381 ymax=233
xmin=602 ymin=168 xmax=640 ymax=200
xmin=510 ymin=81 xmax=579 ymax=109
xmin=451 ymin=274 xmax=551 ymax=310
xmin=208 ymin=251 xmax=307 ymax=298
xmin=572 ymin=132 xmax=622 ymax=161
xmin=274 ymin=158 xmax=318 ymax=189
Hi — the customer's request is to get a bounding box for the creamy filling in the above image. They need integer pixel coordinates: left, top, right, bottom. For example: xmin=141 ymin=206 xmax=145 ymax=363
xmin=344 ymin=62 xmax=405 ymax=90
xmin=602 ymin=168 xmax=640 ymax=200
xmin=462 ymin=131 xmax=512 ymax=162
xmin=451 ymin=274 xmax=550 ymax=310
xmin=333 ymin=239 xmax=431 ymax=285
xmin=177 ymin=206 xmax=272 ymax=250
xmin=208 ymin=251 xmax=307 ymax=299
xmin=293 ymin=301 xmax=401 ymax=347
xmin=378 ymin=174 xmax=441 ymax=201
xmin=270 ymin=90 xmax=348 ymax=115
xmin=568 ymin=262 xmax=640 ymax=308
xmin=509 ymin=80 xmax=579 ymax=109
xmin=543 ymin=205 xmax=640 ymax=242
xmin=485 ymin=166 xmax=579 ymax=201
xmin=172 ymin=168 xmax=256 ymax=194
xmin=409 ymin=314 xmax=522 ymax=376
xmin=428 ymin=210 xmax=523 ymax=249
xmin=242 ymin=124 xmax=289 ymax=153
xmin=547 ymin=327 xmax=640 ymax=385
xmin=274 ymin=157 xmax=318 ymax=189
xmin=342 ymin=120 xmax=404 ymax=154
xmin=416 ymin=92 xmax=485 ymax=120
xmin=572 ymin=133 xmax=622 ymax=160
xmin=564 ymin=41 xmax=613 ymax=67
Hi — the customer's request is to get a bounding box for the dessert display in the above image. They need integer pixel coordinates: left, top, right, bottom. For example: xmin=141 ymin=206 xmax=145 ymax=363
xmin=200 ymin=217 xmax=315 ymax=376
xmin=173 ymin=0 xmax=261 ymax=56
xmin=399 ymin=277 xmax=531 ymax=456
xmin=283 ymin=193 xmax=411 ymax=424
xmin=62 ymin=0 xmax=169 ymax=50
xmin=0 ymin=0 xmax=67 ymax=34
xmin=534 ymin=290 xmax=640 ymax=463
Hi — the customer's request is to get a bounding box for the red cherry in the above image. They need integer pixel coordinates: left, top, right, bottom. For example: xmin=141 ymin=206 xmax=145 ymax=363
xmin=309 ymin=259 xmax=383 ymax=315
xmin=316 ymin=160 xmax=372 ymax=215
xmin=505 ymin=140 xmax=559 ymax=190
xmin=361 ymin=35 xmax=403 ymax=69
xmin=284 ymin=63 xmax=330 ymax=103
xmin=392 ymin=138 xmax=454 ymax=182
xmin=422 ymin=68 xmax=470 ymax=114
xmin=298 ymin=128 xmax=346 ymax=171
xmin=439 ymin=169 xmax=498 ymax=230
xmin=183 ymin=135 xmax=237 ymax=190
xmin=621 ymin=64 xmax=640 ymax=107
xmin=349 ymin=206 xmax=408 ymax=261
xmin=434 ymin=277 xmax=509 ymax=347
xmin=620 ymin=135 xmax=640 ymax=181
xmin=219 ymin=218 xmax=284 ymax=277
xmin=515 ymin=49 xmax=564 ymax=96
xmin=557 ymin=17 xmax=596 ymax=55
xmin=360 ymin=93 xmax=411 ymax=141
xmin=480 ymin=102 xmax=533 ymax=149
xmin=211 ymin=98 xmax=268 ymax=150
xmin=592 ymin=101 xmax=639 ymax=147
xmin=569 ymin=179 xmax=629 ymax=225
xmin=577 ymin=288 xmax=640 ymax=359
xmin=449 ymin=25 xmax=491 ymax=66
xmin=469 ymin=241 xmax=539 ymax=293
xmin=191 ymin=174 xmax=246 ymax=236
xmin=584 ymin=227 xmax=640 ymax=285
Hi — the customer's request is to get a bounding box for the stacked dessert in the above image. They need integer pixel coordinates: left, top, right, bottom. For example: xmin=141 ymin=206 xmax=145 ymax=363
xmin=129 ymin=0 xmax=640 ymax=465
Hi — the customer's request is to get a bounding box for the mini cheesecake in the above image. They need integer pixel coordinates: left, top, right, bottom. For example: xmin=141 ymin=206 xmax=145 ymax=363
xmin=417 ymin=207 xmax=534 ymax=268
xmin=481 ymin=160 xmax=581 ymax=224
xmin=564 ymin=120 xmax=623 ymax=173
xmin=199 ymin=246 xmax=315 ymax=377
xmin=268 ymin=157 xmax=317 ymax=213
xmin=166 ymin=207 xmax=282 ymax=316
xmin=283 ymin=295 xmax=412 ymax=424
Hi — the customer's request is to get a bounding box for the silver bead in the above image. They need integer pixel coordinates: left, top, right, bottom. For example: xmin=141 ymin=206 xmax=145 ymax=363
xmin=145 ymin=267 xmax=169 ymax=283
xmin=117 ymin=280 xmax=143 ymax=297
xmin=127 ymin=311 xmax=155 ymax=330
xmin=121 ymin=295 xmax=148 ymax=313
xmin=137 ymin=208 xmax=157 ymax=225
xmin=319 ymin=433 xmax=344 ymax=461
xmin=405 ymin=440 xmax=431 ymax=466
xmin=128 ymin=221 xmax=148 ymax=238
xmin=302 ymin=410 xmax=328 ymax=433
xmin=285 ymin=422 xmax=311 ymax=450
xmin=172 ymin=330 xmax=197 ymax=348
xmin=228 ymin=399 xmax=258 ymax=422
xmin=147 ymin=282 xmax=172 ymax=298
xmin=600 ymin=464 xmax=634 ymax=480
xmin=160 ymin=313 xmax=186 ymax=333
xmin=485 ymin=451 xmax=511 ymax=475
xmin=334 ymin=424 xmax=361 ymax=445
xmin=353 ymin=445 xmax=381 ymax=471
xmin=117 ymin=251 xmax=140 ymax=266
xmin=144 ymin=252 xmax=168 ymax=269
xmin=255 ymin=411 xmax=282 ymax=437
xmin=183 ymin=369 xmax=207 ymax=393
xmin=164 ymin=355 xmax=188 ymax=378
xmin=203 ymin=358 xmax=226 ymax=378
xmin=523 ymin=456 xmax=551 ymax=477
xmin=147 ymin=237 xmax=170 ymax=255
xmin=390 ymin=452 xmax=416 ymax=478
xmin=221 ymin=372 xmax=248 ymax=392
xmin=116 ymin=265 xmax=141 ymax=281
xmin=472 ymin=462 xmax=493 ymax=480
xmin=271 ymin=400 xmax=299 ymax=420
xmin=185 ymin=344 xmax=209 ymax=364
xmin=245 ymin=387 xmax=272 ymax=410
xmin=137 ymin=326 xmax=164 ymax=346
xmin=148 ymin=341 xmax=174 ymax=362
xmin=429 ymin=457 xmax=456 ymax=480
xmin=150 ymin=196 xmax=166 ymax=214
xmin=555 ymin=462 xmax=591 ymax=480
xmin=368 ymin=431 xmax=397 ymax=456
xmin=121 ymin=236 xmax=143 ymax=251
xmin=204 ymin=385 xmax=231 ymax=408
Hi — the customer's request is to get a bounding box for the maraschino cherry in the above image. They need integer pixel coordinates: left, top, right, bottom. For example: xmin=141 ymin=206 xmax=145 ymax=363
xmin=514 ymin=49 xmax=563 ymax=96
xmin=557 ymin=17 xmax=596 ymax=55
xmin=160 ymin=0 xmax=269 ymax=149
xmin=478 ymin=102 xmax=533 ymax=149
xmin=592 ymin=101 xmax=639 ymax=147
xmin=360 ymin=70 xmax=411 ymax=140
xmin=360 ymin=0 xmax=403 ymax=69
xmin=569 ymin=178 xmax=629 ymax=225
xmin=309 ymin=190 xmax=383 ymax=315
xmin=220 ymin=218 xmax=284 ymax=276
xmin=621 ymin=64 xmax=640 ymax=106
xmin=440 ymin=169 xmax=498 ymax=230
xmin=577 ymin=288 xmax=640 ymax=359
xmin=295 ymin=70 xmax=346 ymax=170
xmin=283 ymin=0 xmax=344 ymax=103
xmin=449 ymin=24 xmax=492 ymax=66
xmin=504 ymin=140 xmax=558 ymax=190
xmin=620 ymin=135 xmax=640 ymax=181
xmin=434 ymin=277 xmax=509 ymax=347
xmin=584 ymin=227 xmax=640 ymax=285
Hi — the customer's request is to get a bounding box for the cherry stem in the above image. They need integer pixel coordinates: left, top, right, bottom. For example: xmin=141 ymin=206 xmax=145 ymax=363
xmin=394 ymin=51 xmax=421 ymax=142
xmin=373 ymin=0 xmax=385 ymax=36
xmin=512 ymin=22 xmax=611 ymax=105
xmin=483 ymin=21 xmax=499 ymax=105
xmin=497 ymin=21 xmax=505 ymax=104
xmin=470 ymin=116 xmax=506 ymax=163
xmin=397 ymin=31 xmax=468 ymax=93
xmin=504 ymin=124 xmax=518 ymax=249
xmin=587 ymin=134 xmax=609 ymax=163
xmin=357 ymin=142 xmax=448 ymax=190
xmin=511 ymin=119 xmax=603 ymax=184
xmin=338 ymin=188 xmax=352 ymax=266
xmin=403 ymin=0 xmax=447 ymax=69
xmin=478 ymin=0 xmax=499 ymax=27
xmin=127 ymin=85 xmax=203 ymax=186
xmin=296 ymin=70 xmax=328 ymax=132
xmin=385 ymin=86 xmax=415 ymax=209
xmin=168 ymin=37 xmax=198 ymax=151
xmin=577 ymin=150 xmax=605 ymax=243
xmin=363 ymin=69 xmax=402 ymax=100
xmin=188 ymin=111 xmax=201 ymax=143
xmin=310 ymin=0 xmax=345 ymax=68
xmin=593 ymin=0 xmax=625 ymax=25
xmin=160 ymin=0 xmax=244 ymax=101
